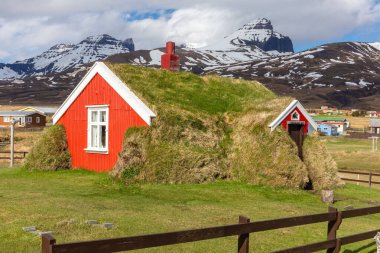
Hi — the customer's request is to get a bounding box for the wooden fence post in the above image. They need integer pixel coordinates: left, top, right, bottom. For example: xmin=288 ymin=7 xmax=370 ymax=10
xmin=238 ymin=216 xmax=250 ymax=253
xmin=369 ymin=172 xmax=372 ymax=188
xmin=326 ymin=207 xmax=342 ymax=253
xmin=41 ymin=234 xmax=56 ymax=253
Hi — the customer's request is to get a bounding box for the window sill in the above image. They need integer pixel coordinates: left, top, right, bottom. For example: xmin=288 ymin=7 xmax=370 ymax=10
xmin=84 ymin=148 xmax=109 ymax=154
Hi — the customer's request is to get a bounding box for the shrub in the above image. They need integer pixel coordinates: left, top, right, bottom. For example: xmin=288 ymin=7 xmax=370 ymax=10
xmin=24 ymin=125 xmax=71 ymax=171
xmin=303 ymin=134 xmax=343 ymax=190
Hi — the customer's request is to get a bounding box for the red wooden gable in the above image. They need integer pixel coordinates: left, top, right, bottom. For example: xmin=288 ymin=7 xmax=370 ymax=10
xmin=58 ymin=73 xmax=147 ymax=172
xmin=280 ymin=107 xmax=309 ymax=134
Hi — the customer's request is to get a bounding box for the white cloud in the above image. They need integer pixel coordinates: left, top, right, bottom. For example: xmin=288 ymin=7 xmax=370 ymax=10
xmin=128 ymin=6 xmax=238 ymax=49
xmin=0 ymin=0 xmax=380 ymax=62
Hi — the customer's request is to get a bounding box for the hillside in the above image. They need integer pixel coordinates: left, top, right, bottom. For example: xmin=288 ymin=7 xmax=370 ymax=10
xmin=107 ymin=63 xmax=339 ymax=190
xmin=213 ymin=42 xmax=380 ymax=109
xmin=107 ymin=42 xmax=380 ymax=110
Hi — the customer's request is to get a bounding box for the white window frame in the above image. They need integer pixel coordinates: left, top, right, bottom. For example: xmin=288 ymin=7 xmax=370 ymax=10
xmin=3 ymin=116 xmax=10 ymax=123
xmin=291 ymin=111 xmax=300 ymax=121
xmin=36 ymin=117 xmax=40 ymax=124
xmin=26 ymin=117 xmax=32 ymax=123
xmin=85 ymin=105 xmax=109 ymax=154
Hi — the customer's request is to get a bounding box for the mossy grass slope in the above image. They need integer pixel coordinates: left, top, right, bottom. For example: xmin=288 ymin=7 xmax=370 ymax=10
xmin=107 ymin=63 xmax=338 ymax=189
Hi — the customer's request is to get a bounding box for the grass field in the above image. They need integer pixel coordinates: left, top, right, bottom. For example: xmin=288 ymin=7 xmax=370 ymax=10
xmin=0 ymin=168 xmax=379 ymax=253
xmin=323 ymin=136 xmax=380 ymax=172
xmin=344 ymin=116 xmax=369 ymax=130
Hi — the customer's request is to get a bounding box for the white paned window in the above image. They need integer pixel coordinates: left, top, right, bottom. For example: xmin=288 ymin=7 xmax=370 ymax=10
xmin=3 ymin=117 xmax=10 ymax=123
xmin=86 ymin=105 xmax=109 ymax=153
xmin=26 ymin=117 xmax=32 ymax=123
xmin=36 ymin=117 xmax=40 ymax=124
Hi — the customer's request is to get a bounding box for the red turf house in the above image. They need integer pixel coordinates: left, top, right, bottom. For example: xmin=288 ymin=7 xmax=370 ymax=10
xmin=268 ymin=100 xmax=317 ymax=134
xmin=268 ymin=100 xmax=317 ymax=158
xmin=53 ymin=62 xmax=156 ymax=172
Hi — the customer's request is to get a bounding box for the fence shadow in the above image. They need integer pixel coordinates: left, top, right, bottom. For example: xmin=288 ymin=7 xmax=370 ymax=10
xmin=343 ymin=241 xmax=376 ymax=253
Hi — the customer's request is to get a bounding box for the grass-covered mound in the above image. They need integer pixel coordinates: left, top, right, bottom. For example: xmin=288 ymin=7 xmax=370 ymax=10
xmin=303 ymin=134 xmax=342 ymax=190
xmin=108 ymin=63 xmax=337 ymax=189
xmin=24 ymin=125 xmax=71 ymax=171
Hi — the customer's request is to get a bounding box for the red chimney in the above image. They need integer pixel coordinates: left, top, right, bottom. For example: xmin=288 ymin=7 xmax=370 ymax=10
xmin=161 ymin=41 xmax=180 ymax=71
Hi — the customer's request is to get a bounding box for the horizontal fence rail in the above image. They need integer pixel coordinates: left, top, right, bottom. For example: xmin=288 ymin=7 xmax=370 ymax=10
xmin=41 ymin=205 xmax=380 ymax=253
xmin=0 ymin=151 xmax=28 ymax=160
xmin=338 ymin=170 xmax=380 ymax=187
xmin=338 ymin=170 xmax=380 ymax=177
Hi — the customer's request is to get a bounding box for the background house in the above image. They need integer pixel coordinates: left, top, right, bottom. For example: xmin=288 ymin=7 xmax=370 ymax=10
xmin=0 ymin=111 xmax=46 ymax=128
xmin=318 ymin=124 xmax=338 ymax=136
xmin=313 ymin=117 xmax=349 ymax=135
xmin=367 ymin=111 xmax=380 ymax=118
xmin=369 ymin=119 xmax=380 ymax=134
xmin=19 ymin=106 xmax=57 ymax=117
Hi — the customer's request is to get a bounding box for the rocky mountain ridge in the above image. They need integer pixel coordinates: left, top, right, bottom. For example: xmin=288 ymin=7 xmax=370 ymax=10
xmin=0 ymin=34 xmax=134 ymax=79
xmin=0 ymin=18 xmax=379 ymax=109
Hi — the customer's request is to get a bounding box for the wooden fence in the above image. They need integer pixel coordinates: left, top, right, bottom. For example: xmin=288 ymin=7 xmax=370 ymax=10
xmin=0 ymin=151 xmax=28 ymax=160
xmin=338 ymin=170 xmax=380 ymax=187
xmin=41 ymin=205 xmax=380 ymax=253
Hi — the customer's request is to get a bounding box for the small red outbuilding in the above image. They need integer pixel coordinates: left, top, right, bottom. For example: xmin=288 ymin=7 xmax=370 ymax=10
xmin=53 ymin=62 xmax=156 ymax=172
xmin=268 ymin=100 xmax=317 ymax=158
xmin=268 ymin=100 xmax=317 ymax=134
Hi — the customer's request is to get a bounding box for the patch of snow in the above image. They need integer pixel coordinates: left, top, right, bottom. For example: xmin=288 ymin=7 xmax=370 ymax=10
xmin=346 ymin=57 xmax=355 ymax=64
xmin=369 ymin=42 xmax=380 ymax=51
xmin=345 ymin=81 xmax=358 ymax=86
xmin=0 ymin=67 xmax=20 ymax=80
xmin=359 ymin=79 xmax=372 ymax=87
xmin=227 ymin=65 xmax=249 ymax=71
xmin=149 ymin=50 xmax=163 ymax=65
xmin=304 ymin=54 xmax=315 ymax=59
xmin=139 ymin=56 xmax=146 ymax=64
xmin=304 ymin=72 xmax=323 ymax=80
xmin=331 ymin=59 xmax=344 ymax=63
xmin=264 ymin=72 xmax=272 ymax=77
xmin=11 ymin=79 xmax=25 ymax=84
xmin=320 ymin=63 xmax=331 ymax=70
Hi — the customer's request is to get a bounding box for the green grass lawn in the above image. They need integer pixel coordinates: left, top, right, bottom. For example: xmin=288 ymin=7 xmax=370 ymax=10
xmin=323 ymin=136 xmax=380 ymax=172
xmin=1 ymin=168 xmax=380 ymax=252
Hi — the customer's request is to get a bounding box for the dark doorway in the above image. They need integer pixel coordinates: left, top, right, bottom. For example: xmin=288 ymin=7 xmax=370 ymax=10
xmin=288 ymin=123 xmax=305 ymax=159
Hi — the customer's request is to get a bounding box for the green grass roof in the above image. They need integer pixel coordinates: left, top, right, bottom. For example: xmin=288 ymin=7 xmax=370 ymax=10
xmin=106 ymin=63 xmax=277 ymax=115
xmin=313 ymin=116 xmax=346 ymax=122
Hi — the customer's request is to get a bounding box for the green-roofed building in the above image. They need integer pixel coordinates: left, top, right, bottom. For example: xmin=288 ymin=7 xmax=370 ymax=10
xmin=313 ymin=116 xmax=349 ymax=135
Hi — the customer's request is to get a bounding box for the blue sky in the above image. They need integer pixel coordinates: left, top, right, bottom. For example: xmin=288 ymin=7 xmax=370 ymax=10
xmin=296 ymin=20 xmax=380 ymax=52
xmin=0 ymin=0 xmax=380 ymax=61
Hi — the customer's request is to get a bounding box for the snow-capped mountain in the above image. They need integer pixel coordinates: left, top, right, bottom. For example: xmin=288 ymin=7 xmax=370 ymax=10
xmin=113 ymin=18 xmax=293 ymax=71
xmin=0 ymin=34 xmax=134 ymax=79
xmin=207 ymin=18 xmax=293 ymax=54
xmin=2 ymin=18 xmax=380 ymax=109
xmin=204 ymin=42 xmax=380 ymax=109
